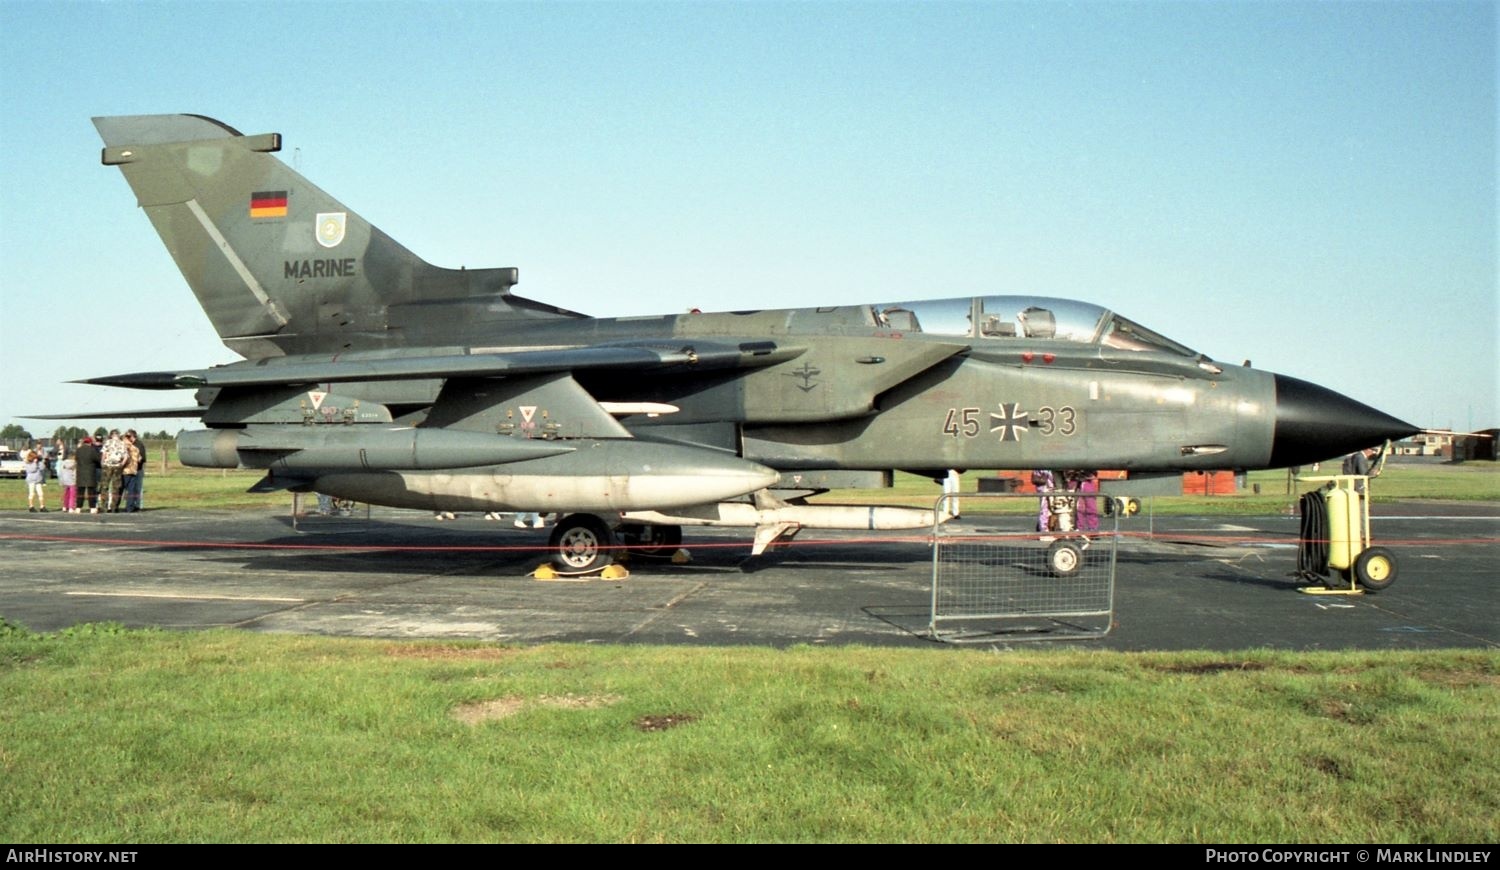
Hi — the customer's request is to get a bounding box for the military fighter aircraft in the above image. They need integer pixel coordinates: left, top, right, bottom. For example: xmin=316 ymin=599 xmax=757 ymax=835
xmin=64 ymin=113 xmax=1417 ymax=571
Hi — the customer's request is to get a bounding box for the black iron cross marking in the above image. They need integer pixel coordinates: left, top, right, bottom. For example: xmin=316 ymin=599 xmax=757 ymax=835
xmin=989 ymin=402 xmax=1029 ymax=442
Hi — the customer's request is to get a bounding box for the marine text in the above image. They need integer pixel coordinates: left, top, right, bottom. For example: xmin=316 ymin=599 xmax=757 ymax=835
xmin=284 ymin=258 xmax=357 ymax=279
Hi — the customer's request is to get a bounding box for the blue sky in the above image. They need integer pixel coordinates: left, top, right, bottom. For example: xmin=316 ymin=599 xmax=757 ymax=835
xmin=1 ymin=0 xmax=1494 ymax=435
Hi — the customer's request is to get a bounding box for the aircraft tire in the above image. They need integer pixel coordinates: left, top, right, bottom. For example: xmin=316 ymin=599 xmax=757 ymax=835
xmin=1047 ymin=540 xmax=1084 ymax=577
xmin=549 ymin=514 xmax=615 ymax=574
xmin=1354 ymin=546 xmax=1397 ymax=592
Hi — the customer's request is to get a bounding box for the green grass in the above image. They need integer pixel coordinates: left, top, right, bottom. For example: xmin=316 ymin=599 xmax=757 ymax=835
xmin=0 ymin=624 xmax=1494 ymax=842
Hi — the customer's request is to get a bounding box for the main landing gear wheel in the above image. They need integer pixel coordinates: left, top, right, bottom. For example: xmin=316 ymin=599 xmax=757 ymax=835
xmin=548 ymin=514 xmax=615 ymax=574
xmin=617 ymin=523 xmax=683 ymax=558
xmin=1047 ymin=540 xmax=1084 ymax=577
xmin=1354 ymin=546 xmax=1397 ymax=591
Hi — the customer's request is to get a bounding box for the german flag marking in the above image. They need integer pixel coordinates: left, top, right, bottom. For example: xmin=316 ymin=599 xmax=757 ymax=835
xmin=250 ymin=190 xmax=288 ymax=219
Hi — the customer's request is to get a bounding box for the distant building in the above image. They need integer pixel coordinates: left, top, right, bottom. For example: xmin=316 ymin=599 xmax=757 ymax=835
xmin=1383 ymin=429 xmax=1493 ymax=461
xmin=1454 ymin=429 xmax=1498 ymax=461
xmin=1392 ymin=439 xmax=1424 ymax=456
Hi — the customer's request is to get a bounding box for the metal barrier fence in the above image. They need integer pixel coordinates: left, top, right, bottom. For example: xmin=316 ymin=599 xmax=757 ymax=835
xmin=929 ymin=492 xmax=1119 ymax=643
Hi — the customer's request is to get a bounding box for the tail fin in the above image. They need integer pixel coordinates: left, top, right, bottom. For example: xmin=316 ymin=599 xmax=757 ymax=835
xmin=94 ymin=114 xmax=581 ymax=359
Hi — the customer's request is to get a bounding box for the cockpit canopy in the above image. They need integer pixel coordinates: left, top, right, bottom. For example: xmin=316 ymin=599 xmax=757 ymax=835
xmin=874 ymin=296 xmax=1200 ymax=358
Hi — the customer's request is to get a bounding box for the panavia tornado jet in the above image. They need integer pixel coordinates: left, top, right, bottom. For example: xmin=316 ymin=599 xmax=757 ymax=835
xmin=68 ymin=113 xmax=1417 ymax=571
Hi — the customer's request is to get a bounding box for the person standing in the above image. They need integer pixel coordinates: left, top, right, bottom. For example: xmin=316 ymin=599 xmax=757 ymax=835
xmin=122 ymin=430 xmax=145 ymax=512
xmin=75 ymin=436 xmax=101 ymax=513
xmin=1341 ymin=445 xmax=1381 ymax=494
xmin=1070 ymin=470 xmax=1100 ymax=532
xmin=100 ymin=430 xmax=128 ymax=513
xmin=1031 ymin=468 xmax=1056 ymax=533
xmin=58 ymin=446 xmax=78 ymax=513
xmin=23 ymin=449 xmax=48 ymax=512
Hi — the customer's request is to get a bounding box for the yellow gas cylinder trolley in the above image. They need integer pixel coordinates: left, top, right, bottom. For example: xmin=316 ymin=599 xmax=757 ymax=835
xmin=1295 ymin=446 xmax=1398 ymax=594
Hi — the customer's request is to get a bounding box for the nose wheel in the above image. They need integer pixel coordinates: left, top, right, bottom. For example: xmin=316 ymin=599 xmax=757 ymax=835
xmin=1047 ymin=539 xmax=1085 ymax=577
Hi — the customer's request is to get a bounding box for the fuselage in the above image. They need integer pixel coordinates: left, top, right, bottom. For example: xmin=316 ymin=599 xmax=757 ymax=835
xmin=242 ymin=294 xmax=1388 ymax=491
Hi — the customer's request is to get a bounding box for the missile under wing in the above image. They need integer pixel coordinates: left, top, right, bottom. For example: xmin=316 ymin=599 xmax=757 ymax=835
xmin=69 ymin=114 xmax=1417 ymax=571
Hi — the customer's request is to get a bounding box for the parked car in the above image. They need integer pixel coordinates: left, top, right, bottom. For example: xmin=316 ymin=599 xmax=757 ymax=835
xmin=0 ymin=447 xmax=26 ymax=479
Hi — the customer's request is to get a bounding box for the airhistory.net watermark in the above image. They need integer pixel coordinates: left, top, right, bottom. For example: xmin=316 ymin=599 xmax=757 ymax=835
xmin=5 ymin=852 xmax=137 ymax=864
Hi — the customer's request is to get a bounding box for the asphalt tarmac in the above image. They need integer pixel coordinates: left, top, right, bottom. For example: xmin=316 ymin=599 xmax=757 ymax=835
xmin=2 ymin=502 xmax=1495 ymax=650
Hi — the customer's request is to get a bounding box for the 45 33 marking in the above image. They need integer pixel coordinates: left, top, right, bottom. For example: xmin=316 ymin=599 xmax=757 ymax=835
xmin=942 ymin=405 xmax=1078 ymax=438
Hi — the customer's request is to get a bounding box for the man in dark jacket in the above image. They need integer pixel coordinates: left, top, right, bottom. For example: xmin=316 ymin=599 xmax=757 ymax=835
xmin=1341 ymin=446 xmax=1380 ymax=494
xmin=75 ymin=436 xmax=101 ymax=514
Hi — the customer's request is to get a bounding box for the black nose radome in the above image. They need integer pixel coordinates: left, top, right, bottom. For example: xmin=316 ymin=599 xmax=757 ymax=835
xmin=1270 ymin=374 xmax=1419 ymax=468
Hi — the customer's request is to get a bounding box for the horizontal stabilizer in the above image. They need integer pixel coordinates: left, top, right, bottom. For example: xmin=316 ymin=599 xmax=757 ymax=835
xmin=80 ymin=340 xmax=806 ymax=390
xmin=24 ymin=406 xmax=207 ymax=420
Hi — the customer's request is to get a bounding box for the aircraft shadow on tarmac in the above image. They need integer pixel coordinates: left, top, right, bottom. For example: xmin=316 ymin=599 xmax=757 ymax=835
xmin=127 ymin=515 xmax=942 ymax=576
xmin=733 ymin=550 xmax=935 ymax=572
xmin=1196 ymin=567 xmax=1317 ymax=592
xmin=181 ymin=549 xmax=541 ymax=578
xmin=175 ymin=547 xmax=928 ymax=579
xmin=137 ymin=516 xmax=1229 ymax=581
